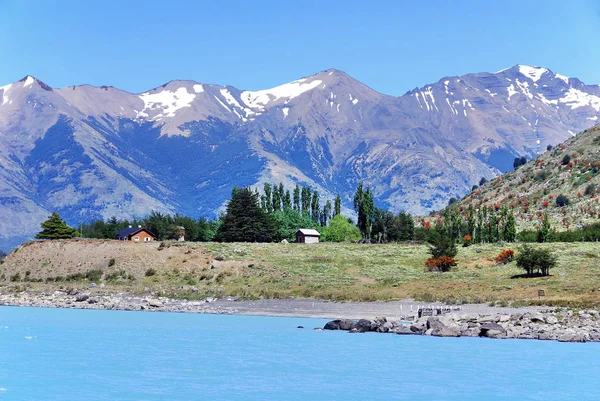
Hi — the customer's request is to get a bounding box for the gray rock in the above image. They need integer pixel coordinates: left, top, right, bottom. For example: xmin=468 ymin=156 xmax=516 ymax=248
xmin=480 ymin=322 xmax=507 ymax=338
xmin=323 ymin=319 xmax=354 ymax=331
xmin=391 ymin=325 xmax=415 ymax=335
xmin=558 ymin=333 xmax=586 ymax=343
xmin=352 ymin=319 xmax=375 ymax=333
xmin=545 ymin=316 xmax=558 ymax=325
xmin=432 ymin=326 xmax=460 ymax=337
xmin=538 ymin=332 xmax=557 ymax=341
xmin=75 ymin=295 xmax=89 ymax=302
xmin=89 ymin=283 xmax=97 ymax=288
xmin=373 ymin=316 xmax=387 ymax=326
xmin=147 ymin=299 xmax=163 ymax=308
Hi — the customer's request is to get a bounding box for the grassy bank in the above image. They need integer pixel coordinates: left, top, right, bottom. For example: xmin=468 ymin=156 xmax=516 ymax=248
xmin=2 ymin=240 xmax=600 ymax=307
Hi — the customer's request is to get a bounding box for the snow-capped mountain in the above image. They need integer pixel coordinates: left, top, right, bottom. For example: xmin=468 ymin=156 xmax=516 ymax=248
xmin=0 ymin=65 xmax=598 ymax=249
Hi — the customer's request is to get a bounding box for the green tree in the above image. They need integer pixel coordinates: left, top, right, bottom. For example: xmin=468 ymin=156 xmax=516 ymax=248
xmin=537 ymin=214 xmax=551 ymax=243
xmin=263 ymin=183 xmax=273 ymax=213
xmin=293 ymin=185 xmax=300 ymax=212
xmin=271 ymin=183 xmax=281 ymax=212
xmin=311 ymin=191 xmax=320 ymax=221
xmin=321 ymin=200 xmax=332 ymax=226
xmin=321 ymin=215 xmax=362 ymax=242
xmin=216 ymin=187 xmax=276 ymax=242
xmin=36 ymin=212 xmax=80 ymax=239
xmin=301 ymin=186 xmax=311 ymax=217
xmin=503 ymin=209 xmax=517 ymax=242
xmin=271 ymin=209 xmax=319 ymax=242
xmin=516 ymin=245 xmax=557 ymax=276
xmin=353 ymin=183 xmax=375 ymax=242
xmin=334 ymin=194 xmax=341 ymax=216
xmin=283 ymin=189 xmax=292 ymax=211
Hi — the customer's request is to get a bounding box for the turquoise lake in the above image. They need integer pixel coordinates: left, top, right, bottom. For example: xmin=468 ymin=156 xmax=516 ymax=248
xmin=1 ymin=306 xmax=599 ymax=400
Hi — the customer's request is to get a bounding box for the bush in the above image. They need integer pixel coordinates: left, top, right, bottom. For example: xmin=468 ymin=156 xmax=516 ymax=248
xmin=561 ymin=154 xmax=571 ymax=165
xmin=425 ymin=256 xmax=457 ymax=272
xmin=495 ymin=249 xmax=514 ymax=265
xmin=108 ymin=258 xmax=116 ymax=267
xmin=516 ymin=245 xmax=557 ymax=276
xmin=555 ymin=194 xmax=569 ymax=207
xmin=585 ymin=184 xmax=596 ymax=196
xmin=145 ymin=268 xmax=157 ymax=277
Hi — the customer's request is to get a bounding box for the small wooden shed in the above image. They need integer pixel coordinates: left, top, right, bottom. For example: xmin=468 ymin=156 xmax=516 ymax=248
xmin=295 ymin=229 xmax=321 ymax=244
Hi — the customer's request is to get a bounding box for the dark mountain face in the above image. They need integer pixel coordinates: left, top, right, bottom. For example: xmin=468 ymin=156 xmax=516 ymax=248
xmin=0 ymin=66 xmax=599 ymax=249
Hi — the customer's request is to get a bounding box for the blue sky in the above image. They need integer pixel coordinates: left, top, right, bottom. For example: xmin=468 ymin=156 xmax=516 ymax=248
xmin=1 ymin=0 xmax=599 ymax=94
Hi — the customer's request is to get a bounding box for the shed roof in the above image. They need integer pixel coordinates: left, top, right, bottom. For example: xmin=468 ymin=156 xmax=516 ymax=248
xmin=296 ymin=229 xmax=321 ymax=237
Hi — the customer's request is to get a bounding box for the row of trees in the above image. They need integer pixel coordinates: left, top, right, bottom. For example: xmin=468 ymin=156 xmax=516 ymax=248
xmin=258 ymin=183 xmax=341 ymax=226
xmin=37 ymin=182 xmax=415 ymax=245
xmin=442 ymin=204 xmax=517 ymax=244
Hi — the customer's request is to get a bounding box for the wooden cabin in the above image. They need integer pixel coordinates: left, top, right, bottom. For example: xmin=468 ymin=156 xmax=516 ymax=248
xmin=295 ymin=229 xmax=320 ymax=244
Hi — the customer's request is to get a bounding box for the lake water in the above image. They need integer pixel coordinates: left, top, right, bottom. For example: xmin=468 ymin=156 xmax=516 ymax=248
xmin=0 ymin=306 xmax=599 ymax=400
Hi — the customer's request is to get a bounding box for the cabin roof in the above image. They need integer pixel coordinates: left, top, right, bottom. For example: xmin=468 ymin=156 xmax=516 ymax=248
xmin=296 ymin=229 xmax=321 ymax=237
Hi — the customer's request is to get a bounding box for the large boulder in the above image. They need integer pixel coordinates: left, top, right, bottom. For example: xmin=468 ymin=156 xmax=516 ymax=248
xmin=558 ymin=332 xmax=586 ymax=343
xmin=392 ymin=325 xmax=415 ymax=335
xmin=323 ymin=319 xmax=354 ymax=331
xmin=351 ymin=319 xmax=375 ymax=333
xmin=410 ymin=317 xmax=428 ymax=334
xmin=432 ymin=326 xmax=460 ymax=337
xmin=479 ymin=322 xmax=507 ymax=339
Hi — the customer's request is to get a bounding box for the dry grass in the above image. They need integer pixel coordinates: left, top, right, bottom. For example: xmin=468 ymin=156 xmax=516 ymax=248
xmin=2 ymin=239 xmax=600 ymax=307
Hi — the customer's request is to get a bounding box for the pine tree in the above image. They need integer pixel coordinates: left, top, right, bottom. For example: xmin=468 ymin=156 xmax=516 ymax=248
xmin=278 ymin=183 xmax=285 ymax=210
xmin=36 ymin=212 xmax=79 ymax=239
xmin=216 ymin=187 xmax=276 ymax=242
xmin=334 ymin=194 xmax=341 ymax=216
xmin=467 ymin=204 xmax=476 ymax=239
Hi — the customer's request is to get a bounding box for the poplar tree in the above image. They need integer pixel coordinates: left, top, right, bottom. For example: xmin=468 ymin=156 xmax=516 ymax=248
xmin=293 ymin=185 xmax=300 ymax=212
xmin=353 ymin=183 xmax=375 ymax=242
xmin=264 ymin=183 xmax=273 ymax=213
xmin=283 ymin=190 xmax=292 ymax=211
xmin=311 ymin=191 xmax=320 ymax=221
xmin=322 ymin=200 xmax=332 ymax=226
xmin=503 ymin=210 xmax=517 ymax=242
xmin=301 ymin=186 xmax=311 ymax=217
xmin=272 ymin=183 xmax=281 ymax=212
xmin=334 ymin=194 xmax=341 ymax=216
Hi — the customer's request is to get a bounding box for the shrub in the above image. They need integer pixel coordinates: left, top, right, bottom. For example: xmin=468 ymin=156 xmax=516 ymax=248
xmin=495 ymin=249 xmax=514 ymax=265
xmin=555 ymin=194 xmax=569 ymax=207
xmin=84 ymin=269 xmax=103 ymax=282
xmin=425 ymin=256 xmax=457 ymax=272
xmin=561 ymin=154 xmax=571 ymax=165
xmin=145 ymin=268 xmax=157 ymax=277
xmin=462 ymin=235 xmax=472 ymax=247
xmin=108 ymin=258 xmax=116 ymax=267
xmin=516 ymin=245 xmax=557 ymax=276
xmin=585 ymin=184 xmax=596 ymax=196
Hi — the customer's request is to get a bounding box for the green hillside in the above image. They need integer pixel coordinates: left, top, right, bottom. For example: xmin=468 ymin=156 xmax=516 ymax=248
xmin=449 ymin=124 xmax=600 ymax=232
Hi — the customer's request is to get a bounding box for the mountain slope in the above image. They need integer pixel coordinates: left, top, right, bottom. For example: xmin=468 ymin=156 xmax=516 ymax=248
xmin=448 ymin=123 xmax=600 ymax=231
xmin=0 ymin=66 xmax=599 ymax=250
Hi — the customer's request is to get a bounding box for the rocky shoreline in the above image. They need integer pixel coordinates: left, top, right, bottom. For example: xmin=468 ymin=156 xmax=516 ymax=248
xmin=323 ymin=311 xmax=600 ymax=343
xmin=2 ymin=289 xmax=599 ymax=343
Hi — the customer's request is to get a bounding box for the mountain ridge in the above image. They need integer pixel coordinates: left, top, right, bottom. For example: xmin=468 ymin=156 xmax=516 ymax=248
xmin=0 ymin=65 xmax=599 ymax=250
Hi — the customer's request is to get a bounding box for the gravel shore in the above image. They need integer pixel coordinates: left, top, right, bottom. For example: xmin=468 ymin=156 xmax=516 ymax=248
xmin=0 ymin=289 xmax=547 ymax=319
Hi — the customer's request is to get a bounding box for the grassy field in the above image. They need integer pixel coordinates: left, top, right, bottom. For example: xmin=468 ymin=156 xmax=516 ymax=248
xmin=3 ymin=240 xmax=600 ymax=307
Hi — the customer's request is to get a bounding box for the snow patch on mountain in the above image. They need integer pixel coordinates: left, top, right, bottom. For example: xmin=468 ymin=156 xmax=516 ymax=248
xmin=555 ymin=73 xmax=569 ymax=84
xmin=23 ymin=76 xmax=35 ymax=88
xmin=193 ymin=84 xmax=204 ymax=93
xmin=559 ymin=88 xmax=600 ymax=111
xmin=239 ymin=78 xmax=322 ymax=111
xmin=138 ymin=87 xmax=196 ymax=119
xmin=1 ymin=83 xmax=11 ymax=105
xmin=518 ymin=65 xmax=548 ymax=82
